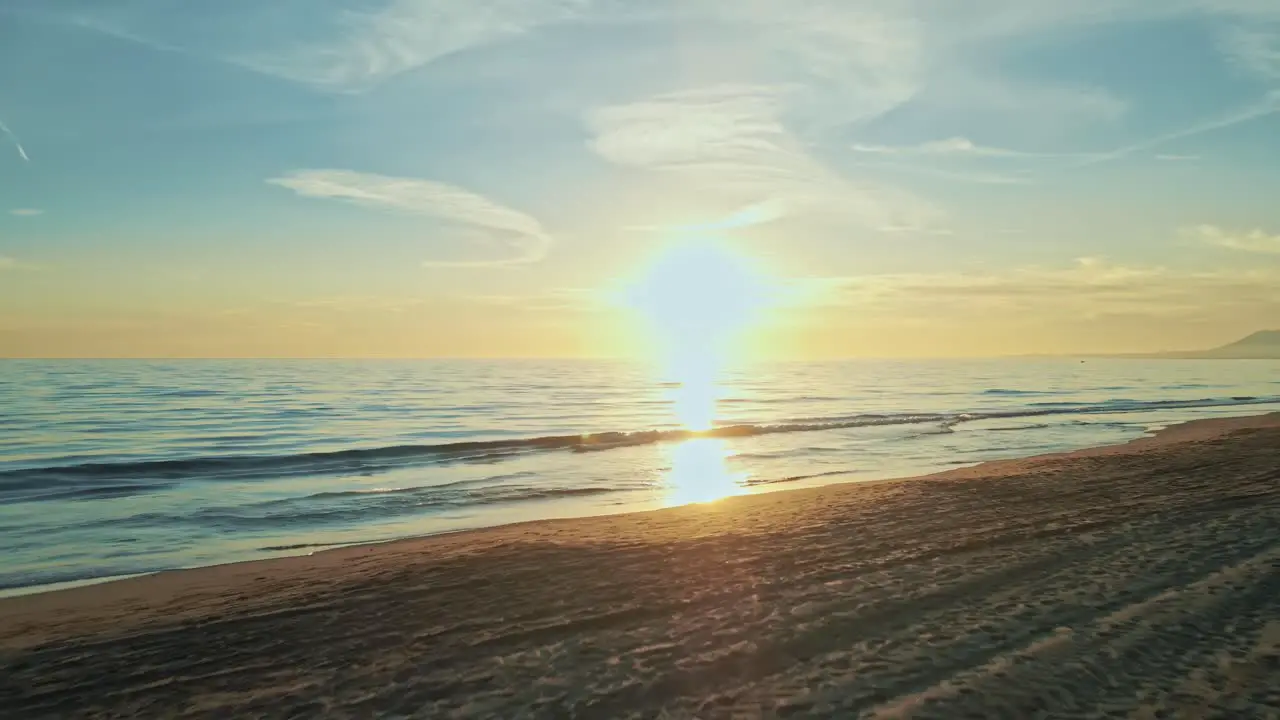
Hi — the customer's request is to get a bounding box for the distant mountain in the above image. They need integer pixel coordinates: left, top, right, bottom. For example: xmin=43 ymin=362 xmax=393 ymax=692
xmin=1150 ymin=330 xmax=1280 ymax=359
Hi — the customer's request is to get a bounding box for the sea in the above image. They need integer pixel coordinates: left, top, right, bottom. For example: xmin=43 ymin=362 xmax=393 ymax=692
xmin=2 ymin=358 xmax=1278 ymax=596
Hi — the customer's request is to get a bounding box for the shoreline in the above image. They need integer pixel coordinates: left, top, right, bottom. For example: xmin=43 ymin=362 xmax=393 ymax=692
xmin=3 ymin=408 xmax=1274 ymax=603
xmin=3 ymin=412 xmax=1274 ymax=604
xmin=1 ymin=413 xmax=1274 ymax=607
xmin=3 ymin=412 xmax=1278 ymax=717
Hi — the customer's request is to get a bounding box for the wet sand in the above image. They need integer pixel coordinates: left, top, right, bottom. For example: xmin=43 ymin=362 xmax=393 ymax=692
xmin=2 ymin=414 xmax=1279 ymax=719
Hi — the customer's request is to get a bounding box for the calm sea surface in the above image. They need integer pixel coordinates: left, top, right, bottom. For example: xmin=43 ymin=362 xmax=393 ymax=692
xmin=2 ymin=358 xmax=1278 ymax=594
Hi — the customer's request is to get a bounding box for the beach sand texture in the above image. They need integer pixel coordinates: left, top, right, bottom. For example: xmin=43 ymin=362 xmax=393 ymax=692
xmin=2 ymin=414 xmax=1279 ymax=719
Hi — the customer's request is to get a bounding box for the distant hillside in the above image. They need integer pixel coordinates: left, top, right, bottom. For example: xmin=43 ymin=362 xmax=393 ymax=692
xmin=1152 ymin=330 xmax=1280 ymax=359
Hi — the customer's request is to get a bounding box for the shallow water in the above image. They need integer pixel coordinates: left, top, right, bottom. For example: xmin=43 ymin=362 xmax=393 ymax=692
xmin=2 ymin=358 xmax=1278 ymax=592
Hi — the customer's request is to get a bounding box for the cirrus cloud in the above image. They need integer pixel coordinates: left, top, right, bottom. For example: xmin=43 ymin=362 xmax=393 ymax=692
xmin=245 ymin=0 xmax=595 ymax=91
xmin=1187 ymin=224 xmax=1280 ymax=254
xmin=586 ymin=84 xmax=943 ymax=234
xmin=0 ymin=118 xmax=29 ymax=163
xmin=798 ymin=258 xmax=1280 ymax=321
xmin=852 ymin=136 xmax=1075 ymax=158
xmin=268 ymin=169 xmax=552 ymax=266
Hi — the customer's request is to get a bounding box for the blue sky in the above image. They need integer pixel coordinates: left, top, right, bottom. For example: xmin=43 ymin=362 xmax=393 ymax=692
xmin=2 ymin=0 xmax=1279 ymax=357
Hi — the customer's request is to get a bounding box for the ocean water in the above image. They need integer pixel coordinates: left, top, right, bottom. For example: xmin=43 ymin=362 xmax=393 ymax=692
xmin=2 ymin=358 xmax=1279 ymax=594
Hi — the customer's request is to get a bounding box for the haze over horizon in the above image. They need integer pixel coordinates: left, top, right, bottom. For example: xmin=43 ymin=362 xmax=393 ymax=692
xmin=3 ymin=1 xmax=1280 ymax=359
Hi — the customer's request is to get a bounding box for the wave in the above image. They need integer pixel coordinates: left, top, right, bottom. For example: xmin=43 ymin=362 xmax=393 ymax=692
xmin=731 ymin=445 xmax=846 ymax=461
xmin=151 ymin=389 xmax=222 ymax=398
xmin=2 ymin=394 xmax=1277 ymax=496
xmin=257 ymin=541 xmax=353 ymax=552
xmin=719 ymin=395 xmax=845 ymax=405
xmin=31 ymin=482 xmax=169 ymax=502
xmin=155 ymin=484 xmax=627 ymax=531
xmin=744 ymin=469 xmax=858 ymax=487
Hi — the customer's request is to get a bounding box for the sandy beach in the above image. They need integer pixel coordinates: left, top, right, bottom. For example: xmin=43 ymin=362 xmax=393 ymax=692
xmin=2 ymin=414 xmax=1278 ymax=719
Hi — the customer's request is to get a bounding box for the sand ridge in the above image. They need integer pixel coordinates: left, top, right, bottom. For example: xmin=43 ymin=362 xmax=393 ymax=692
xmin=1 ymin=414 xmax=1278 ymax=718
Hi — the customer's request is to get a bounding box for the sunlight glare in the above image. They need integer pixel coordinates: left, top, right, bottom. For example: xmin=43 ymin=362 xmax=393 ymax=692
xmin=662 ymin=438 xmax=750 ymax=506
xmin=624 ymin=237 xmax=775 ymax=431
xmin=626 ymin=239 xmax=772 ymax=347
xmin=666 ymin=354 xmax=719 ymax=431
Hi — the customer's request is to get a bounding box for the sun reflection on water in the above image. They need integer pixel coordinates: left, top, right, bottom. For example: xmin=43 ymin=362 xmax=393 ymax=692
xmin=658 ymin=354 xmax=751 ymax=504
xmin=623 ymin=235 xmax=774 ymax=504
xmin=663 ymin=354 xmax=720 ymax=432
xmin=663 ymin=437 xmax=749 ymax=506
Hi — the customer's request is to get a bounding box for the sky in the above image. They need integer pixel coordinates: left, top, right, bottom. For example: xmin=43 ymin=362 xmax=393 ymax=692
xmin=2 ymin=0 xmax=1279 ymax=359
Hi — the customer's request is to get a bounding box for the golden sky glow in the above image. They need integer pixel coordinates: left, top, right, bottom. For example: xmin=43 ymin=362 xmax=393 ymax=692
xmin=3 ymin=1 xmax=1280 ymax=358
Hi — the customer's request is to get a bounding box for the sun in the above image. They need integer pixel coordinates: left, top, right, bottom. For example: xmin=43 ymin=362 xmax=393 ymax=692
xmin=622 ymin=236 xmax=775 ymax=430
xmin=624 ymin=237 xmax=774 ymax=349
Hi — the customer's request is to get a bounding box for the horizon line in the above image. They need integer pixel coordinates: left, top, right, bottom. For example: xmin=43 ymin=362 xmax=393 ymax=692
xmin=0 ymin=353 xmax=1256 ymax=362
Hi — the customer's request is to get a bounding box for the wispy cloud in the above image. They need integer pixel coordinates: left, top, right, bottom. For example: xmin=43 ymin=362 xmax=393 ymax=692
xmin=626 ymin=199 xmax=789 ymax=234
xmin=0 ymin=256 xmax=41 ymax=272
xmin=268 ymin=170 xmax=552 ymax=265
xmin=587 ymin=84 xmax=941 ymax=233
xmin=877 ymin=224 xmax=955 ymax=235
xmin=956 ymin=1 xmax=1280 ymax=45
xmin=1218 ymin=22 xmax=1280 ymax=81
xmin=246 ymin=0 xmax=593 ymax=91
xmin=805 ymin=258 xmax=1280 ymax=320
xmin=1188 ymin=224 xmax=1280 ymax=254
xmin=287 ymin=296 xmax=429 ymax=312
xmin=869 ymin=92 xmax=1274 ymax=176
xmin=849 ymin=160 xmax=1033 ymax=185
xmin=710 ymin=3 xmax=925 ymax=130
xmin=855 ymin=93 xmax=1273 ymax=176
xmin=852 ymin=137 xmax=1085 ymax=159
xmin=0 ymin=118 xmax=29 ymax=163
xmin=1070 ymin=93 xmax=1280 ymax=167
xmin=899 ymin=67 xmax=1130 ymax=144
xmin=37 ymin=0 xmax=592 ymax=92
xmin=9 ymin=208 xmax=43 ymax=216
xmin=464 ymin=287 xmax=599 ymax=312
xmin=847 ymin=136 xmax=1108 ymax=184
